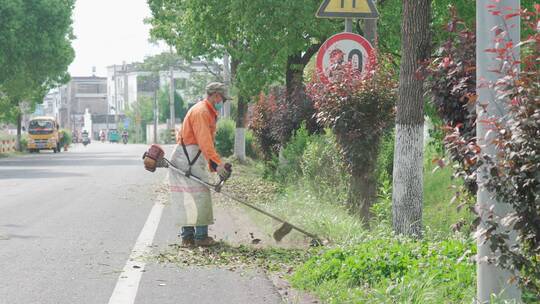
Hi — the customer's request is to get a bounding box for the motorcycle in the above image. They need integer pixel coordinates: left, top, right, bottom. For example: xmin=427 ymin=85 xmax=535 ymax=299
xmin=122 ymin=132 xmax=128 ymax=145
xmin=82 ymin=132 xmax=90 ymax=146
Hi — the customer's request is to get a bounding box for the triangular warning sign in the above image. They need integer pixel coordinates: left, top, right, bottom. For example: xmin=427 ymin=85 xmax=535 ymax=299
xmin=316 ymin=0 xmax=379 ymax=19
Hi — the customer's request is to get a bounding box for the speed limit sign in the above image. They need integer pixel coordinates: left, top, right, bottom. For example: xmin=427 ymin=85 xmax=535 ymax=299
xmin=316 ymin=32 xmax=375 ymax=83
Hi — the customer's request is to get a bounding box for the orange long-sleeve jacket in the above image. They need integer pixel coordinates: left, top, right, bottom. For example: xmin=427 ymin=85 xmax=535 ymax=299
xmin=178 ymin=99 xmax=221 ymax=171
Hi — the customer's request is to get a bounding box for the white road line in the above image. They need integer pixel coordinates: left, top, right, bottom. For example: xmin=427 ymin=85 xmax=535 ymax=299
xmin=108 ymin=199 xmax=165 ymax=304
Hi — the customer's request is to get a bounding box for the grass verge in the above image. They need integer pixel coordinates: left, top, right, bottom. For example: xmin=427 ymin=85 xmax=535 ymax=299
xmin=291 ymin=236 xmax=476 ymax=304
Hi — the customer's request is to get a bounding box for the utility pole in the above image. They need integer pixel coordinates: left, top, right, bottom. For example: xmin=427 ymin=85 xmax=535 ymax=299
xmin=169 ymin=48 xmax=176 ymax=131
xmin=106 ymin=106 xmax=109 ymax=137
xmin=476 ymin=0 xmax=521 ymax=302
xmin=153 ymin=77 xmax=158 ymax=144
xmin=114 ymin=65 xmax=118 ymax=129
xmin=345 ymin=18 xmax=353 ymax=32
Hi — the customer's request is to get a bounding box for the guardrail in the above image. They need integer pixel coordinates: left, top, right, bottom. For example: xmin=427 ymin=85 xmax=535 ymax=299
xmin=0 ymin=139 xmax=16 ymax=153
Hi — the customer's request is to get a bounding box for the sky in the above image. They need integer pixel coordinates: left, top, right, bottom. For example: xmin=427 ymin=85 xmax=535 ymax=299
xmin=68 ymin=0 xmax=166 ymax=77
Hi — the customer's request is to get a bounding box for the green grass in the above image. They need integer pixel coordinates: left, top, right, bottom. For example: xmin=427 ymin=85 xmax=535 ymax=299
xmin=290 ymin=236 xmax=476 ymax=304
xmin=423 ymin=147 xmax=474 ymax=236
xmin=423 ymin=159 xmax=474 ymax=235
xmin=248 ymin=184 xmax=368 ymax=245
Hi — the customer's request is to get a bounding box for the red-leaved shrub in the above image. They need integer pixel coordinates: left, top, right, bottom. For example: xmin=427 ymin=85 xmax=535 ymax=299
xmin=307 ymin=57 xmax=397 ymax=223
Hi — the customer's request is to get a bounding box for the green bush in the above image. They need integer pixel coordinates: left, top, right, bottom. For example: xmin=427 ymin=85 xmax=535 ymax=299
xmin=59 ymin=129 xmax=72 ymax=147
xmin=273 ymin=124 xmax=310 ymax=182
xmin=375 ymin=130 xmax=395 ymax=185
xmin=300 ymin=130 xmax=349 ymax=204
xmin=245 ymin=129 xmax=257 ymax=159
xmin=214 ymin=118 xmax=258 ymax=159
xmin=19 ymin=134 xmax=28 ymax=152
xmin=292 ymin=237 xmax=476 ymax=303
xmin=215 ymin=118 xmax=235 ymax=157
xmin=370 ymin=177 xmax=392 ymax=228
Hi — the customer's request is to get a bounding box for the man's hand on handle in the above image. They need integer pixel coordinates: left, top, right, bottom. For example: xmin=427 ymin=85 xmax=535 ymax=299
xmin=217 ymin=163 xmax=232 ymax=180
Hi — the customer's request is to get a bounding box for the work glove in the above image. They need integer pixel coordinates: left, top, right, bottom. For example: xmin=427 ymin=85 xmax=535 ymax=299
xmin=216 ymin=163 xmax=232 ymax=180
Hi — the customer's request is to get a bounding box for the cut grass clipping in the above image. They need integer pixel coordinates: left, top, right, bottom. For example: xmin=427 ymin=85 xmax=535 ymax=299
xmin=154 ymin=242 xmax=314 ymax=273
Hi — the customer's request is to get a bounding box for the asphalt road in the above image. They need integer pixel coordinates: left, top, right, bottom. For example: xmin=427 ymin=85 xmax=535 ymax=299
xmin=0 ymin=142 xmax=282 ymax=304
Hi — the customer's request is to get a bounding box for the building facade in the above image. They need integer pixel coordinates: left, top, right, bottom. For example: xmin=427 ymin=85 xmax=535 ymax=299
xmin=106 ymin=59 xmax=221 ymax=114
xmin=39 ymin=56 xmax=223 ymax=138
xmin=42 ymin=76 xmax=109 ymax=131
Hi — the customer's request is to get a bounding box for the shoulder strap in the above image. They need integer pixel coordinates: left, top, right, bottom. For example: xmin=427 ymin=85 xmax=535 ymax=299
xmin=180 ymin=137 xmax=202 ymax=169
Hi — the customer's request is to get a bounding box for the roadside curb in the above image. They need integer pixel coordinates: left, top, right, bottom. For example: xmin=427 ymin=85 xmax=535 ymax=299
xmin=267 ymin=272 xmax=321 ymax=304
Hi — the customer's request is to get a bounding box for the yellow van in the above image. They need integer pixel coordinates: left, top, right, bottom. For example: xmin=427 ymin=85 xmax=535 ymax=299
xmin=27 ymin=116 xmax=61 ymax=153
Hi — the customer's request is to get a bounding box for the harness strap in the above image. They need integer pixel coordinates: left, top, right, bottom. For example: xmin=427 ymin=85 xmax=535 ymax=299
xmin=180 ymin=138 xmax=201 ymax=177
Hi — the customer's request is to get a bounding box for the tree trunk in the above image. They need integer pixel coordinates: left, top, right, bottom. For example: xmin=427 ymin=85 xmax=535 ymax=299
xmin=230 ymin=57 xmax=247 ymax=161
xmin=349 ymin=165 xmax=377 ymax=227
xmin=286 ymin=54 xmax=304 ymax=95
xmin=234 ymin=94 xmax=247 ymax=161
xmin=16 ymin=112 xmax=22 ymax=152
xmin=285 ymin=44 xmax=321 ymax=95
xmin=391 ymin=0 xmax=431 ymax=237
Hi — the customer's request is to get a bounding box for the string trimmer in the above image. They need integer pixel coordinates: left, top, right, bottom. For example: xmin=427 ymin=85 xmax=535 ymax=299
xmin=142 ymin=145 xmax=322 ymax=246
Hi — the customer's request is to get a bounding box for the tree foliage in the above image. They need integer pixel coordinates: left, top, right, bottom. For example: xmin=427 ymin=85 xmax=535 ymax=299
xmin=0 ymin=0 xmax=75 ymax=122
xmin=427 ymin=9 xmax=478 ymax=195
xmin=147 ymin=0 xmax=263 ymax=95
xmin=183 ymin=70 xmax=221 ymax=104
xmin=250 ymin=85 xmax=322 ymax=162
xmin=157 ymin=88 xmax=187 ymax=123
xmin=250 ymin=91 xmax=280 ymax=161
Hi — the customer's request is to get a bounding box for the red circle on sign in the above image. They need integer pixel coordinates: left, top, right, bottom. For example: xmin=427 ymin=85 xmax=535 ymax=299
xmin=316 ymin=32 xmax=375 ymax=83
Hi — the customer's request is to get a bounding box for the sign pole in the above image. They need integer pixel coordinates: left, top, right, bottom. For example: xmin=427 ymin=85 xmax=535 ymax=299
xmin=345 ymin=18 xmax=353 ymax=32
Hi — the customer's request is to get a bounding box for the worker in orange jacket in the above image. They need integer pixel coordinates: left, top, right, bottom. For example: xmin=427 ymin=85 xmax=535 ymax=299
xmin=168 ymin=82 xmax=232 ymax=247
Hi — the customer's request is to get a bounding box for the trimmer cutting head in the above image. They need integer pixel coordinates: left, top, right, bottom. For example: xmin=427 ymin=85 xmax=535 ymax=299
xmin=272 ymin=222 xmax=293 ymax=242
xmin=273 ymin=222 xmax=323 ymax=246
